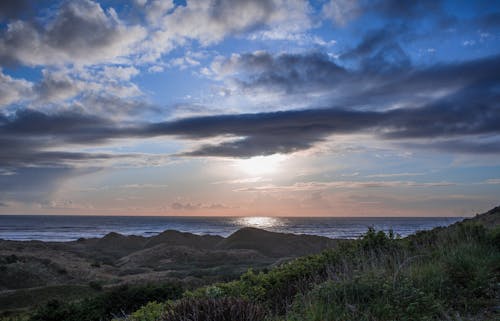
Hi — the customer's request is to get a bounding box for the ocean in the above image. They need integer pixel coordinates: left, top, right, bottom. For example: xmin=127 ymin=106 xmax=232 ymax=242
xmin=0 ymin=215 xmax=463 ymax=242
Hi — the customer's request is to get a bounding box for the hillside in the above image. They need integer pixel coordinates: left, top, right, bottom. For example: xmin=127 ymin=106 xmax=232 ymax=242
xmin=0 ymin=227 xmax=339 ymax=315
xmin=114 ymin=206 xmax=500 ymax=321
xmin=2 ymin=206 xmax=499 ymax=321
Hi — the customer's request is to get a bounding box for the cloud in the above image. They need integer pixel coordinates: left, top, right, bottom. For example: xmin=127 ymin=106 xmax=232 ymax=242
xmin=0 ymin=0 xmax=146 ymax=66
xmin=209 ymin=47 xmax=500 ymax=114
xmin=0 ymin=0 xmax=314 ymax=69
xmin=101 ymin=66 xmax=140 ymax=81
xmin=340 ymin=27 xmax=412 ymax=74
xmin=35 ymin=69 xmax=83 ymax=102
xmin=322 ymin=0 xmax=360 ymax=26
xmin=2 ymin=58 xmax=500 ymax=162
xmin=211 ymin=51 xmax=349 ymax=95
xmin=170 ymin=202 xmax=230 ymax=211
xmin=212 ymin=177 xmax=271 ymax=184
xmin=0 ymin=68 xmax=33 ymax=107
xmin=1 ymin=52 xmax=499 ymax=167
xmin=366 ymin=172 xmax=424 ymax=178
xmin=234 ymin=180 xmax=456 ymax=193
xmin=402 ymin=139 xmax=500 ymax=155
xmin=138 ymin=0 xmax=313 ymax=62
xmin=1 ymin=56 xmax=498 ymax=206
xmin=484 ymin=178 xmax=500 ymax=184
xmin=322 ymin=0 xmax=444 ymax=26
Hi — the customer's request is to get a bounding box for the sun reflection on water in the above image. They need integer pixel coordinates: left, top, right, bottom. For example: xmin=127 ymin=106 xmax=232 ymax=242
xmin=237 ymin=216 xmax=281 ymax=229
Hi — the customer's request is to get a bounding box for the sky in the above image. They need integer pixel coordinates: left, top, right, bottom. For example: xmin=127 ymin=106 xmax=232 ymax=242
xmin=0 ymin=0 xmax=499 ymax=217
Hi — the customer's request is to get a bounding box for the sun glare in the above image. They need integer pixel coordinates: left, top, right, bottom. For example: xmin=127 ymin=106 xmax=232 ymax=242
xmin=238 ymin=217 xmax=280 ymax=228
xmin=234 ymin=154 xmax=286 ymax=175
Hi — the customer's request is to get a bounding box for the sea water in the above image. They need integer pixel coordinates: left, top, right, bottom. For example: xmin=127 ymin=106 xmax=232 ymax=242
xmin=0 ymin=215 xmax=463 ymax=241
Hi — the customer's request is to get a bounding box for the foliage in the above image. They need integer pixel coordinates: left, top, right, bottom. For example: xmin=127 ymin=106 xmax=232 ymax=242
xmin=284 ymin=223 xmax=500 ymax=321
xmin=288 ymin=276 xmax=441 ymax=321
xmin=125 ymin=301 xmax=167 ymax=321
xmin=162 ymin=298 xmax=266 ymax=321
xmin=184 ymin=221 xmax=499 ymax=320
xmin=22 ymin=214 xmax=500 ymax=321
xmin=28 ymin=283 xmax=183 ymax=321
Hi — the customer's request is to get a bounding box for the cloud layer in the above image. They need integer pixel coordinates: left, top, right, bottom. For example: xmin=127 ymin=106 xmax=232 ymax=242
xmin=0 ymin=0 xmax=499 ymax=213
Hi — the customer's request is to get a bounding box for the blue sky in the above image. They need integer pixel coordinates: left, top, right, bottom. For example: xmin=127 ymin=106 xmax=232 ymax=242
xmin=0 ymin=0 xmax=499 ymax=216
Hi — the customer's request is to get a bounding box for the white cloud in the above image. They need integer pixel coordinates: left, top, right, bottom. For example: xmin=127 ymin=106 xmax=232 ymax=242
xmin=322 ymin=0 xmax=360 ymax=26
xmin=0 ymin=69 xmax=33 ymax=107
xmin=102 ymin=66 xmax=140 ymax=81
xmin=36 ymin=69 xmax=84 ymax=102
xmin=235 ymin=180 xmax=457 ymax=192
xmin=0 ymin=0 xmax=146 ymax=66
xmin=138 ymin=0 xmax=313 ymax=62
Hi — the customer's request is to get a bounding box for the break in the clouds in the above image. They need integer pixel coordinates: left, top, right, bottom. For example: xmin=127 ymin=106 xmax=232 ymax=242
xmin=0 ymin=0 xmax=499 ymax=215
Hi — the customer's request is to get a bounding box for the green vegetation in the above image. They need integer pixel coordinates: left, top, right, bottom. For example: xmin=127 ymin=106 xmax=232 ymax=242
xmin=3 ymin=208 xmax=500 ymax=321
xmin=124 ymin=298 xmax=267 ymax=321
xmin=0 ymin=285 xmax=100 ymax=319
xmin=122 ymin=216 xmax=499 ymax=321
xmin=26 ymin=283 xmax=183 ymax=321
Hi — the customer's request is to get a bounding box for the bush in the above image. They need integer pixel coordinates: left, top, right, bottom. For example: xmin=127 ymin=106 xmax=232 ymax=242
xmin=288 ymin=275 xmax=442 ymax=321
xmin=128 ymin=301 xmax=167 ymax=321
xmin=88 ymin=281 xmax=103 ymax=291
xmin=442 ymin=243 xmax=497 ymax=311
xmin=161 ymin=298 xmax=266 ymax=321
xmin=29 ymin=283 xmax=183 ymax=321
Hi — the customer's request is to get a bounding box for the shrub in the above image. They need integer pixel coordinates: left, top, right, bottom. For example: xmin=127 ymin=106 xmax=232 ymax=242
xmin=88 ymin=281 xmax=103 ymax=291
xmin=289 ymin=276 xmax=442 ymax=321
xmin=128 ymin=301 xmax=167 ymax=321
xmin=161 ymin=298 xmax=267 ymax=321
xmin=29 ymin=283 xmax=183 ymax=321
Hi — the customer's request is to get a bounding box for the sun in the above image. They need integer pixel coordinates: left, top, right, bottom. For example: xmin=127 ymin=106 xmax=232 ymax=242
xmin=234 ymin=154 xmax=286 ymax=175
